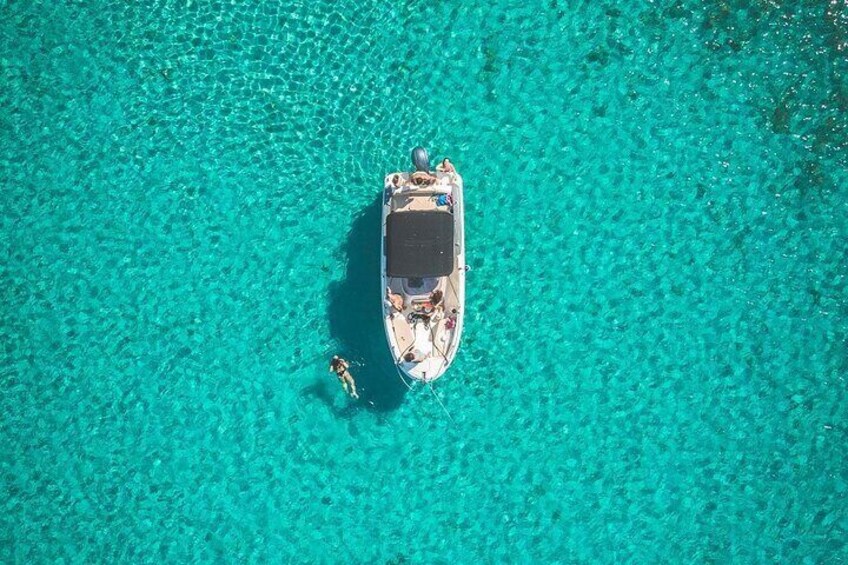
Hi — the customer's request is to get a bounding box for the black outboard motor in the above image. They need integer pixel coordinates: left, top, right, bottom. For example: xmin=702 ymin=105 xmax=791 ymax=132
xmin=411 ymin=146 xmax=430 ymax=172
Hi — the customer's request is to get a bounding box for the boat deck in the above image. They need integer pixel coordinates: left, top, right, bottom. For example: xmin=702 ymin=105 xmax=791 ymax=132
xmin=385 ymin=273 xmax=459 ymax=363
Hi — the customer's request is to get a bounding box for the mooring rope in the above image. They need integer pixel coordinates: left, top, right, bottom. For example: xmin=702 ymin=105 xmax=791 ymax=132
xmin=391 ymin=316 xmax=453 ymax=423
xmin=428 ymin=383 xmax=455 ymax=424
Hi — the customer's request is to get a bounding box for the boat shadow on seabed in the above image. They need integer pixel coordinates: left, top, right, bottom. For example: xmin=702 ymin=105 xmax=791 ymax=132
xmin=325 ymin=195 xmax=408 ymax=413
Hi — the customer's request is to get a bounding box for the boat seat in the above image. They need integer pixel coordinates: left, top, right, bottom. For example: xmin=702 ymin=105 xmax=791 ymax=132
xmin=390 ymin=313 xmax=414 ymax=352
xmin=398 ymin=184 xmax=452 ymax=197
xmin=403 ymin=276 xmax=439 ymax=297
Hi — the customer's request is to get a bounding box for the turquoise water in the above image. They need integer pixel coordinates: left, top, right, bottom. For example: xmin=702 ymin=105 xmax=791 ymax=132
xmin=1 ymin=0 xmax=846 ymax=561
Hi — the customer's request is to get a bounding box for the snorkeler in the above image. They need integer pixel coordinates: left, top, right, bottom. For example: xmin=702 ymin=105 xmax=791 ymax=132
xmin=329 ymin=355 xmax=359 ymax=399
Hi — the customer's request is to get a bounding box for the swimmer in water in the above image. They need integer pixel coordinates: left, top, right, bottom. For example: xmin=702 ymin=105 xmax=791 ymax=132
xmin=329 ymin=355 xmax=359 ymax=399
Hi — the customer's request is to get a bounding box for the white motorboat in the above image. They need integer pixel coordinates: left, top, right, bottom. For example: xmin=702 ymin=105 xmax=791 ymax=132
xmin=380 ymin=147 xmax=465 ymax=383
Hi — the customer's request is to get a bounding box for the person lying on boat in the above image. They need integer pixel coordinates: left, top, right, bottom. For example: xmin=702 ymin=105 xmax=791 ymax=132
xmin=436 ymin=158 xmax=456 ymax=174
xmin=403 ymin=351 xmax=425 ymax=364
xmin=329 ymin=355 xmax=359 ymax=399
xmin=385 ymin=287 xmax=405 ymax=312
xmin=410 ymin=170 xmax=437 ymax=186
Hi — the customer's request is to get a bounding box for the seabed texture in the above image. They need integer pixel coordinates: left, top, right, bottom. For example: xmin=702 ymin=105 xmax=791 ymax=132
xmin=1 ymin=1 xmax=846 ymax=562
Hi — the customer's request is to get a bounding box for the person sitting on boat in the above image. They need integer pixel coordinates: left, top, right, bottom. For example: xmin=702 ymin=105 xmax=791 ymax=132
xmin=390 ymin=174 xmax=405 ymax=191
xmin=430 ymin=290 xmax=443 ymax=307
xmin=415 ymin=290 xmax=443 ymax=314
xmin=436 ymin=158 xmax=456 ymax=174
xmin=445 ymin=308 xmax=458 ymax=330
xmin=329 ymin=355 xmax=359 ymax=399
xmin=385 ymin=287 xmax=404 ymax=312
xmin=384 ymin=174 xmax=405 ymax=203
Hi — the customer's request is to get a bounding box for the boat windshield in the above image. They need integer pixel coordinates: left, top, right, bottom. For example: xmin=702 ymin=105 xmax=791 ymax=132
xmin=386 ymin=211 xmax=454 ymax=278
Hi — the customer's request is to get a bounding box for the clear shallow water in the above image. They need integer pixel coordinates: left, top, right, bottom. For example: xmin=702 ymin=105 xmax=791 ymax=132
xmin=1 ymin=0 xmax=846 ymax=561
